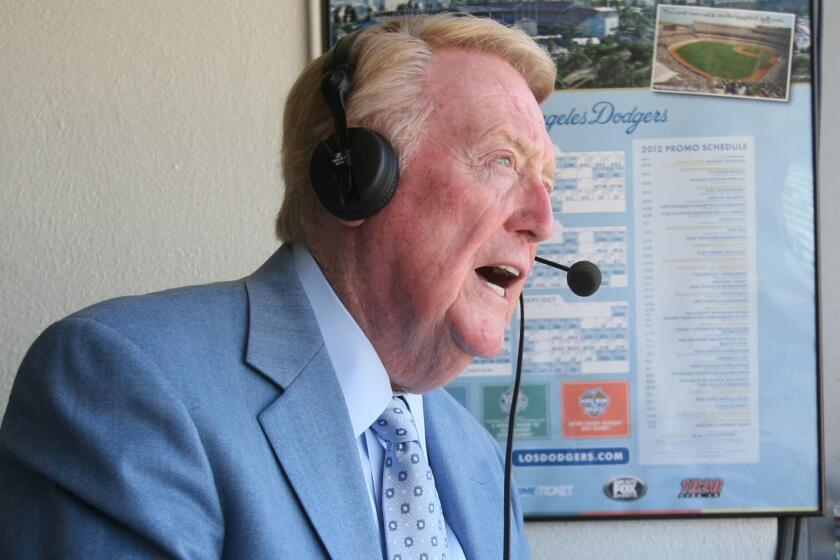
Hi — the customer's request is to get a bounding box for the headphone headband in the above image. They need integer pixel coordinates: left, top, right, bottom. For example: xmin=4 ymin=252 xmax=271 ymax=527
xmin=328 ymin=32 xmax=356 ymax=79
xmin=320 ymin=33 xmax=357 ymax=158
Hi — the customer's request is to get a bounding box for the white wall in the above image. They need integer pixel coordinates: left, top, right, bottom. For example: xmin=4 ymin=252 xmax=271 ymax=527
xmin=1 ymin=2 xmax=835 ymax=558
xmin=0 ymin=1 xmax=308 ymax=409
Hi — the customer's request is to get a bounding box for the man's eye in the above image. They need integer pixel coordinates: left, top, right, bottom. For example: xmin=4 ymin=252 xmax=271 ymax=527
xmin=495 ymin=154 xmax=514 ymax=168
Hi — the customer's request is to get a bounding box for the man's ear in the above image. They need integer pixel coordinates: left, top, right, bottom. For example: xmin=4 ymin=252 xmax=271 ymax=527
xmin=337 ymin=218 xmax=365 ymax=228
xmin=314 ymin=201 xmax=366 ymax=229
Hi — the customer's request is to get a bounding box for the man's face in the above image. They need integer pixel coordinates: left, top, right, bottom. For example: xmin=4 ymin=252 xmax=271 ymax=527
xmin=351 ymin=49 xmax=555 ymax=392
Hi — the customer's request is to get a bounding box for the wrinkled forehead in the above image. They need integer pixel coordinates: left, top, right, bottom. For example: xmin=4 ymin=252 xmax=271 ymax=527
xmin=424 ymin=48 xmax=543 ymax=116
xmin=423 ymin=48 xmax=552 ymax=154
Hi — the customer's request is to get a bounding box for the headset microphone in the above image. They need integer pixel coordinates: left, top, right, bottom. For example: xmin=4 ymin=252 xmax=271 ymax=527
xmin=534 ymin=256 xmax=602 ymax=297
xmin=503 ymin=256 xmax=602 ymax=560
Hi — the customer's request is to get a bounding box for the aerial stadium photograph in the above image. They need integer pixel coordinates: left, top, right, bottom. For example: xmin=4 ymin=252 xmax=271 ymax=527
xmin=650 ymin=4 xmax=796 ymax=101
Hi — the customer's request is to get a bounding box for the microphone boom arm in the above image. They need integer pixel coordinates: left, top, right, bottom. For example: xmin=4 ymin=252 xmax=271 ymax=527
xmin=534 ymin=255 xmax=569 ymax=272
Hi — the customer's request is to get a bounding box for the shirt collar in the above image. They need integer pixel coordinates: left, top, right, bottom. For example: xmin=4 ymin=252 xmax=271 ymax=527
xmin=292 ymin=243 xmax=394 ymax=437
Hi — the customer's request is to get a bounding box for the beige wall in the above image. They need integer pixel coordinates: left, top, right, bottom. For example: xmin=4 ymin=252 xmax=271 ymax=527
xmin=1 ymin=1 xmax=308 ymax=410
xmin=3 ymin=2 xmax=837 ymax=558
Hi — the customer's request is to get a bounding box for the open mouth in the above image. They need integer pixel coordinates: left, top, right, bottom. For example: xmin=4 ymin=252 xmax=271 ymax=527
xmin=475 ymin=265 xmax=521 ymax=297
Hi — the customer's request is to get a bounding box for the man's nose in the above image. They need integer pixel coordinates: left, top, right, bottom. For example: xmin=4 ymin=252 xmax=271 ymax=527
xmin=507 ymin=172 xmax=554 ymax=242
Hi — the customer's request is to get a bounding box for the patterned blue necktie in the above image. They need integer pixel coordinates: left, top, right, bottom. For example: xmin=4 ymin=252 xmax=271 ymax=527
xmin=371 ymin=397 xmax=448 ymax=560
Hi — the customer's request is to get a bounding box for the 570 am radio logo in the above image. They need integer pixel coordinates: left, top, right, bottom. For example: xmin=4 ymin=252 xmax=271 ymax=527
xmin=678 ymin=478 xmax=724 ymax=499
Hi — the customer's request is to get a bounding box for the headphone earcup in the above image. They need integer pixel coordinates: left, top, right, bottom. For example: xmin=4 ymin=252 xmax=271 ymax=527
xmin=310 ymin=127 xmax=399 ymax=221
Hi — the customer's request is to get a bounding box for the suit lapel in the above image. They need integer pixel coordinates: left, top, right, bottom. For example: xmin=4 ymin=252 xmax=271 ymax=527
xmin=245 ymin=246 xmax=382 ymax=560
xmin=257 ymin=349 xmax=382 ymax=560
xmin=424 ymin=390 xmax=502 ymax=559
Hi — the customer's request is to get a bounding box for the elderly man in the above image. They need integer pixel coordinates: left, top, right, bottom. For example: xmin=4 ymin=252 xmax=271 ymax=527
xmin=0 ymin=14 xmax=555 ymax=559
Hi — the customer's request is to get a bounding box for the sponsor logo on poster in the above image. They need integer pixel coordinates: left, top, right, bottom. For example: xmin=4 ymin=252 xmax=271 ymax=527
xmin=579 ymin=386 xmax=610 ymax=417
xmin=518 ymin=485 xmax=575 ymax=498
xmin=500 ymin=386 xmax=528 ymax=414
xmin=678 ymin=478 xmax=724 ymax=498
xmin=604 ymin=476 xmax=647 ymax=501
xmin=562 ymin=381 xmax=630 ymax=438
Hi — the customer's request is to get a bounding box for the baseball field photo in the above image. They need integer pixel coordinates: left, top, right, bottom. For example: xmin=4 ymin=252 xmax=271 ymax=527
xmin=651 ymin=5 xmax=795 ymax=101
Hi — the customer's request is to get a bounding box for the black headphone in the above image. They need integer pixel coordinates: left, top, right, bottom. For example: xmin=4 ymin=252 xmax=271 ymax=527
xmin=309 ymin=32 xmax=400 ymax=221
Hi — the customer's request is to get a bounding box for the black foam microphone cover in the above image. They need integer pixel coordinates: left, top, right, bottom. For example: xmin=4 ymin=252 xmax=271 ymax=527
xmin=566 ymin=261 xmax=602 ymax=297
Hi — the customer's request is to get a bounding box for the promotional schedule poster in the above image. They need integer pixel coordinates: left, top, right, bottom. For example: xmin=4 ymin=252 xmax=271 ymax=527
xmin=325 ymin=0 xmax=820 ymax=518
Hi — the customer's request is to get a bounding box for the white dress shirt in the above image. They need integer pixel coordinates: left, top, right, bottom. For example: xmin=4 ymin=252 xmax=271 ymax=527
xmin=293 ymin=244 xmax=465 ymax=559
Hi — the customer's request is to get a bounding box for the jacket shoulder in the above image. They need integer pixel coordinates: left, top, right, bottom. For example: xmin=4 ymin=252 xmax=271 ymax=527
xmin=71 ymin=280 xmax=247 ymax=334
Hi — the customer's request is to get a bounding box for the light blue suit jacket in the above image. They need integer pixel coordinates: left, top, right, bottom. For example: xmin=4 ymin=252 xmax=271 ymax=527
xmin=0 ymin=246 xmax=530 ymax=559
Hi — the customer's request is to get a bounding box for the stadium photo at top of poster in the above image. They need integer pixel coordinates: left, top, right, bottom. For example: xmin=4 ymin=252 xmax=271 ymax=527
xmin=651 ymin=5 xmax=795 ymax=101
xmin=323 ymin=1 xmax=813 ymax=95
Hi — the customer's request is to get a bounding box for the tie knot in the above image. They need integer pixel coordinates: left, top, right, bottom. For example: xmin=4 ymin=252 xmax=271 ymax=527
xmin=371 ymin=397 xmax=420 ymax=445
